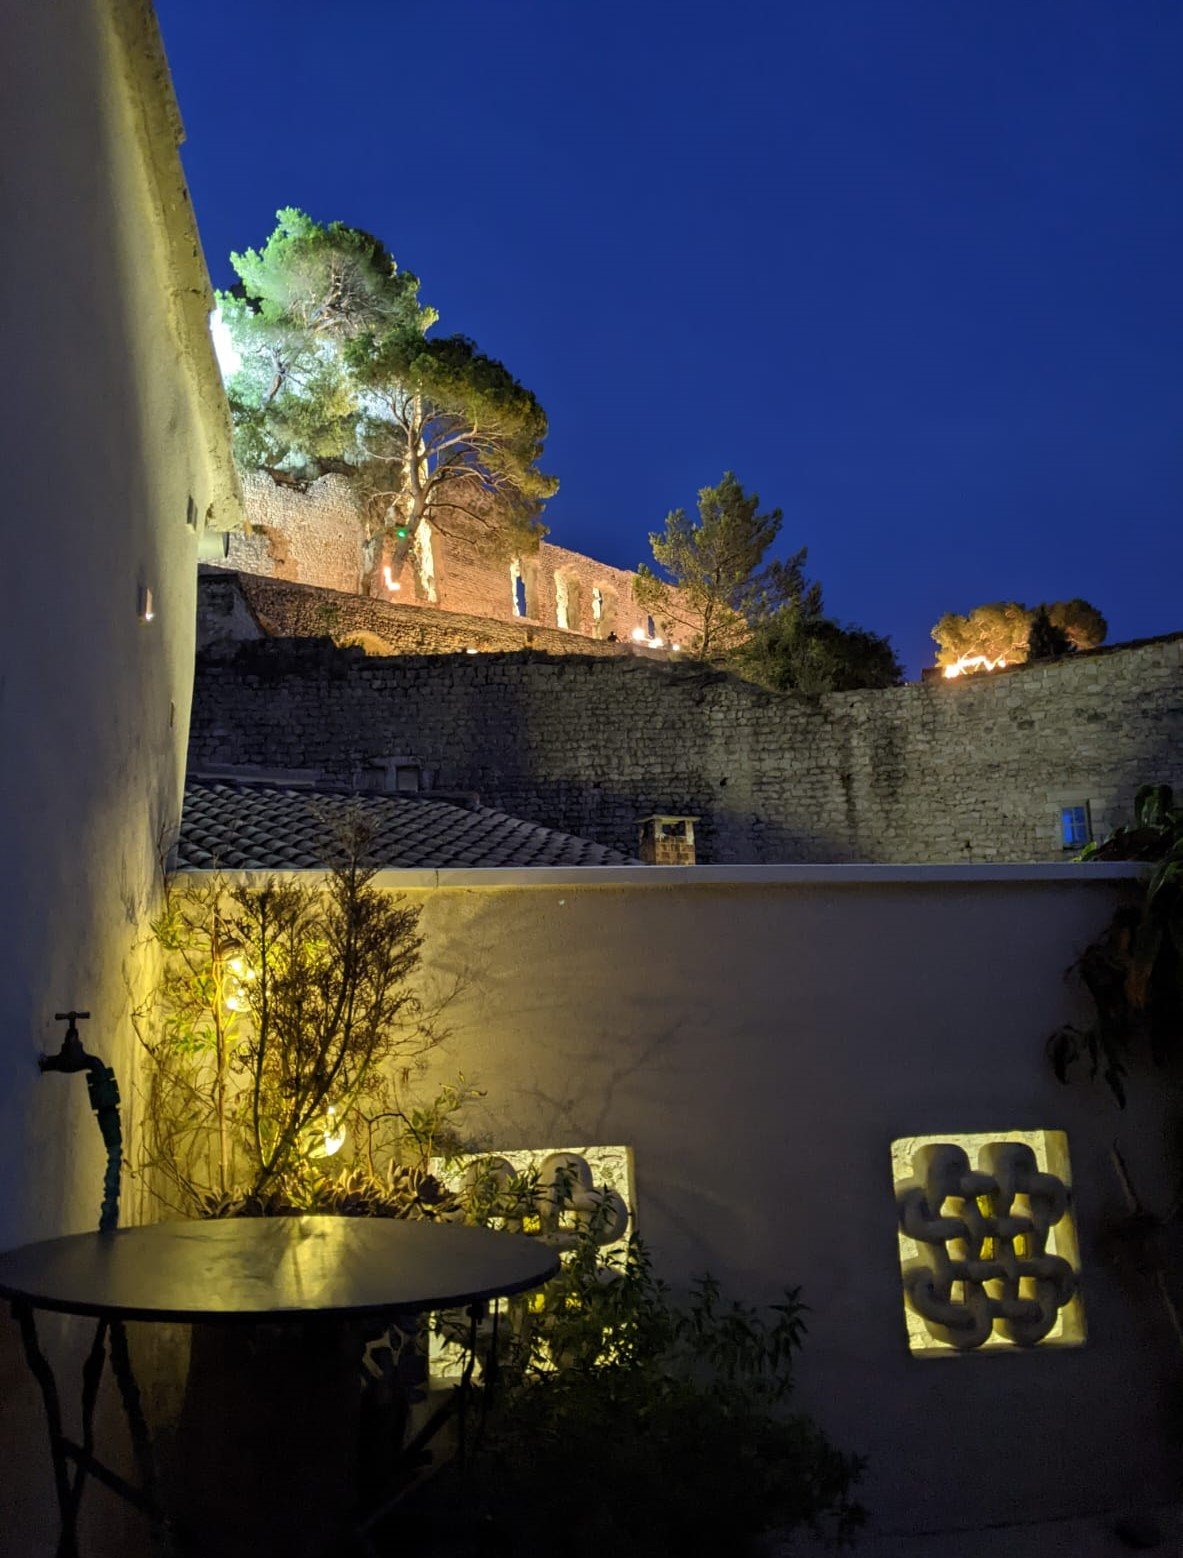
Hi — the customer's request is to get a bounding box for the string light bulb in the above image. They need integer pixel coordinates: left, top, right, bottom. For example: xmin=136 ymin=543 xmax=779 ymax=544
xmin=319 ymin=1106 xmax=346 ymax=1158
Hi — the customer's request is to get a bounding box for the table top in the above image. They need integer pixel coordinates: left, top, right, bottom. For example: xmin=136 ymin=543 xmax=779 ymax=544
xmin=0 ymin=1216 xmax=560 ymax=1324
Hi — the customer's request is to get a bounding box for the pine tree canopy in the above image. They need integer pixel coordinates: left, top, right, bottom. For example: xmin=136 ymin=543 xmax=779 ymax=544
xmin=932 ymin=598 xmax=1107 ymax=670
xmin=217 ymin=208 xmax=555 ymax=561
xmin=635 ymin=472 xmax=821 ymax=659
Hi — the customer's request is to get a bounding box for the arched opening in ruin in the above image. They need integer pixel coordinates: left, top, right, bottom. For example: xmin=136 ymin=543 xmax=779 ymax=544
xmin=555 ymin=572 xmax=583 ymax=633
xmin=592 ymin=585 xmax=619 ymax=640
xmin=511 ymin=559 xmax=528 ymax=618
xmin=510 ymin=557 xmax=540 ymax=620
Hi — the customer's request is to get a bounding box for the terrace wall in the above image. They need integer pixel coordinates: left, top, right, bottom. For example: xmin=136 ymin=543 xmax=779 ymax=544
xmin=189 ymin=632 xmax=1183 ymax=864
xmin=187 ymin=864 xmax=1182 ymax=1539
xmin=197 ymin=568 xmax=675 ymax=662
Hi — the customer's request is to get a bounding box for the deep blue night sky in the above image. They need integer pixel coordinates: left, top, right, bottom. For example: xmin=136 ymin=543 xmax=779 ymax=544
xmin=157 ymin=0 xmax=1182 ymax=676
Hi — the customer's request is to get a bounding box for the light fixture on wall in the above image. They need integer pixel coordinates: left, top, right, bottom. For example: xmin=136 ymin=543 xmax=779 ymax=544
xmin=138 ymin=585 xmax=155 ymax=623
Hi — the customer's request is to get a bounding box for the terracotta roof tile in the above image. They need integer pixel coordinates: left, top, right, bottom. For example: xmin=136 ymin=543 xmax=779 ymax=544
xmin=175 ymin=781 xmax=637 ymax=871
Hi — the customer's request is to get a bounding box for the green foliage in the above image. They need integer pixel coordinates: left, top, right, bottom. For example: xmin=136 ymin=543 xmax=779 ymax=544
xmin=635 ymin=472 xmax=821 ymax=659
xmin=218 ymin=208 xmax=555 ymax=564
xmin=1048 ymin=597 xmax=1108 ymax=652
xmin=736 ymin=606 xmax=903 ymax=695
xmin=1047 ymin=785 xmax=1183 ymax=1105
xmin=135 ymin=824 xmax=438 ymax=1211
xmin=932 ymin=597 xmax=1106 ymax=670
xmin=199 ymin=1162 xmax=459 ymax=1222
xmin=1025 ymin=605 xmax=1073 ymax=662
xmin=407 ymin=1214 xmax=865 ymax=1557
xmin=931 ymin=601 xmax=1036 ymax=669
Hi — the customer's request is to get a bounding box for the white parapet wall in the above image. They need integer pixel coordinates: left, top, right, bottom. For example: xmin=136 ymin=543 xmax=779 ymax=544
xmin=184 ymin=861 xmax=1176 ymax=1538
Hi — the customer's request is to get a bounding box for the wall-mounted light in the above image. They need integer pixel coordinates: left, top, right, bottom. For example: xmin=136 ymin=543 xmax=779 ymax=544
xmin=138 ymin=585 xmax=155 ymax=623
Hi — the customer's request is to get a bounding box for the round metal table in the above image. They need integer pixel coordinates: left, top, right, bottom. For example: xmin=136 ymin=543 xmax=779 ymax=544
xmin=0 ymin=1217 xmax=560 ymax=1556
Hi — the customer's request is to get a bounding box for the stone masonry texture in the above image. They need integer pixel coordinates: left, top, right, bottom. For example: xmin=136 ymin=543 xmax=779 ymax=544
xmin=225 ymin=470 xmax=657 ymax=641
xmin=188 ymin=631 xmax=1183 ymax=865
xmin=198 ymin=569 xmax=678 ymax=663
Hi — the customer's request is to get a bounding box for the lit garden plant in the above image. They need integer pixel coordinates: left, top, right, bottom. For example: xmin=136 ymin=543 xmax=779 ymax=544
xmin=135 ymin=825 xmax=457 ymax=1218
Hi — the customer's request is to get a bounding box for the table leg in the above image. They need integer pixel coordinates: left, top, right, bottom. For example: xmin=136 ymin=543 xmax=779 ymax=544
xmin=455 ymin=1300 xmax=485 ymax=1469
xmin=352 ymin=1301 xmax=498 ymax=1553
xmin=12 ymin=1300 xmax=80 ymax=1558
xmin=107 ymin=1320 xmax=172 ymax=1556
xmin=64 ymin=1320 xmax=110 ymax=1533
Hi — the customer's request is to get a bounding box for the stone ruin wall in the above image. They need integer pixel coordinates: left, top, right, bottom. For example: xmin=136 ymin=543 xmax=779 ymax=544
xmin=224 ymin=470 xmax=658 ymax=644
xmin=188 ymin=631 xmax=1183 ymax=865
xmin=197 ymin=569 xmax=679 ymax=664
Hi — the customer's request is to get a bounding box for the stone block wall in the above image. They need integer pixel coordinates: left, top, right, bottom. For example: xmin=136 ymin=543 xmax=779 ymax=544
xmin=197 ymin=569 xmax=679 ymax=663
xmin=188 ymin=631 xmax=1183 ymax=864
xmin=226 ymin=470 xmax=660 ymax=641
xmin=227 ymin=471 xmax=366 ymax=594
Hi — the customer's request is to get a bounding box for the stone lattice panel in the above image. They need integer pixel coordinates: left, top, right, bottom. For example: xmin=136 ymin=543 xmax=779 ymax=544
xmin=892 ymin=1130 xmax=1085 ymax=1355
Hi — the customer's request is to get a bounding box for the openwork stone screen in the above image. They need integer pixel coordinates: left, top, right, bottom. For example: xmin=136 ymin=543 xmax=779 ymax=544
xmin=892 ymin=1131 xmax=1084 ymax=1355
xmin=452 ymin=1145 xmax=632 ymax=1253
xmin=428 ymin=1146 xmax=634 ymax=1381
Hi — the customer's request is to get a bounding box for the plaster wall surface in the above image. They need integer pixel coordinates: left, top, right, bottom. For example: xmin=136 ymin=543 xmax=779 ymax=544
xmin=0 ymin=1 xmax=238 ymax=1550
xmin=227 ymin=471 xmax=657 ymax=640
xmin=175 ymin=866 xmax=1179 ymax=1537
xmin=189 ymin=633 xmax=1183 ymax=864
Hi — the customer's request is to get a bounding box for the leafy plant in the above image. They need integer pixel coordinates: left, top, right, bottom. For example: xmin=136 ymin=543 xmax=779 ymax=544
xmin=406 ymin=1202 xmax=865 ymax=1557
xmin=1048 ymin=785 xmax=1183 ymax=1104
xmin=635 ymin=472 xmax=821 ymax=661
xmin=932 ymin=597 xmax=1106 ymax=672
xmin=734 ymin=605 xmax=903 ymax=696
xmin=1025 ymin=605 xmax=1073 ymax=662
xmin=1046 ymin=784 xmax=1183 ymax=1372
xmin=218 ymin=207 xmax=555 ymax=570
xmin=134 ymin=823 xmax=444 ymax=1213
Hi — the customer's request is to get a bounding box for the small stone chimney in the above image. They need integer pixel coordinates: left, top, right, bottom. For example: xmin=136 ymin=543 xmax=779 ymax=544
xmin=637 ymin=814 xmax=698 ymax=866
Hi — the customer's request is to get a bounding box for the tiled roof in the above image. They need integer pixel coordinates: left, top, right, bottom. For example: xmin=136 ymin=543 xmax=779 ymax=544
xmin=176 ymin=781 xmax=638 ymax=871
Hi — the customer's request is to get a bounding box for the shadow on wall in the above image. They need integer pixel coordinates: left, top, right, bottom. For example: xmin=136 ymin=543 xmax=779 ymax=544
xmin=420 ymin=669 xmax=855 ymax=863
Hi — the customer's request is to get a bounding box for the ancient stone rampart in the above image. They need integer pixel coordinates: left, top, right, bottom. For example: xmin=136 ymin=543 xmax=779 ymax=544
xmin=198 ymin=569 xmax=678 ymax=663
xmin=226 ymin=470 xmax=657 ymax=641
xmin=189 ymin=631 xmax=1183 ymax=864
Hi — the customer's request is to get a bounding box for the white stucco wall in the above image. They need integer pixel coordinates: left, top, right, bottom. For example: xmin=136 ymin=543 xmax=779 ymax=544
xmin=0 ymin=1 xmax=238 ymax=1549
xmin=358 ymin=865 xmax=1172 ymax=1538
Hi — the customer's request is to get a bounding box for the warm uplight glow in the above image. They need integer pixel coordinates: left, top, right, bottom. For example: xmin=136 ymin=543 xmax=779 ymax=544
xmin=630 ymin=626 xmax=668 ymax=649
xmin=319 ymin=1106 xmax=346 ymax=1158
xmin=382 ymin=566 xmax=401 ymax=592
xmin=942 ymin=654 xmax=1007 ymax=680
xmin=208 ymin=307 xmax=241 ymax=380
xmin=222 ymin=955 xmax=255 ymax=1013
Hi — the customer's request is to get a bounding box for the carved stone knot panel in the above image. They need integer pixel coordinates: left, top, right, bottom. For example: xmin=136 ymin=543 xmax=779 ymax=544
xmin=894 ymin=1136 xmax=1083 ymax=1353
xmin=461 ymin=1149 xmax=630 ymax=1250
